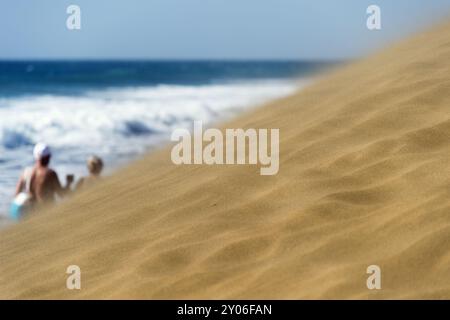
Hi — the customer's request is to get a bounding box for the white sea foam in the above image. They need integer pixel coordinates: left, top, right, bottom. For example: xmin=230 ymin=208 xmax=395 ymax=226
xmin=0 ymin=79 xmax=301 ymax=216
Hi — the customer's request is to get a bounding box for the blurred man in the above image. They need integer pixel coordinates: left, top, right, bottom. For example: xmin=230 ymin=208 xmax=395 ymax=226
xmin=14 ymin=143 xmax=73 ymax=205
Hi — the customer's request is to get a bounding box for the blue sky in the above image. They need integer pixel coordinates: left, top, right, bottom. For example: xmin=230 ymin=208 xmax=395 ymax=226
xmin=1 ymin=0 xmax=449 ymax=60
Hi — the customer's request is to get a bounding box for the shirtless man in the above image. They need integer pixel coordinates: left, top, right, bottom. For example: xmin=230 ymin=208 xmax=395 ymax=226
xmin=15 ymin=143 xmax=73 ymax=204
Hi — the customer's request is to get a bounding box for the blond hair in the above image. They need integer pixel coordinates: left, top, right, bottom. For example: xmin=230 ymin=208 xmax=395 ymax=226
xmin=87 ymin=156 xmax=104 ymax=175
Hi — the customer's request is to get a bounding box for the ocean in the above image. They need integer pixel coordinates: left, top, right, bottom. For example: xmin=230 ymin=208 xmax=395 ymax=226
xmin=0 ymin=60 xmax=335 ymax=218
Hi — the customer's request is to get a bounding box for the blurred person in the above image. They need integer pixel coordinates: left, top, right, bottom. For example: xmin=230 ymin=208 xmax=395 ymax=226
xmin=75 ymin=155 xmax=104 ymax=190
xmin=10 ymin=143 xmax=74 ymax=220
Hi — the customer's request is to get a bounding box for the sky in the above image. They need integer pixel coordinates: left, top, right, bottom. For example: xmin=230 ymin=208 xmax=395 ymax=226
xmin=0 ymin=0 xmax=449 ymax=60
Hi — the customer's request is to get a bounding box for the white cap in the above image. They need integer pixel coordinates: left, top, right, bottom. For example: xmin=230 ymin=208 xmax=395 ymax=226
xmin=33 ymin=142 xmax=51 ymax=160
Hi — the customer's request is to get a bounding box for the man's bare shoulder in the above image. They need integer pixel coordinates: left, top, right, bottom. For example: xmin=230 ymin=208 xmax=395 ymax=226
xmin=44 ymin=168 xmax=59 ymax=179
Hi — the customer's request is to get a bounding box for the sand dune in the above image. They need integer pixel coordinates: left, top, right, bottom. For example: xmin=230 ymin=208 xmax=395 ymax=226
xmin=1 ymin=21 xmax=450 ymax=299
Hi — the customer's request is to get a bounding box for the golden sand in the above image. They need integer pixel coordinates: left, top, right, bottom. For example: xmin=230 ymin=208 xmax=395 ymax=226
xmin=1 ymin=22 xmax=450 ymax=299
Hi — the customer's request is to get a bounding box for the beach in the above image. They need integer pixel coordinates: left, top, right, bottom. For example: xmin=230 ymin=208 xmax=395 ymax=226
xmin=0 ymin=61 xmax=326 ymax=215
xmin=0 ymin=21 xmax=450 ymax=299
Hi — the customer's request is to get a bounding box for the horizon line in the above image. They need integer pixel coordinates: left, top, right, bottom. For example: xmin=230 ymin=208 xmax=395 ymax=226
xmin=0 ymin=57 xmax=351 ymax=63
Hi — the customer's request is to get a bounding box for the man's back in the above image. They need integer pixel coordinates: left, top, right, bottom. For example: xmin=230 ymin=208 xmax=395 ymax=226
xmin=31 ymin=166 xmax=61 ymax=203
xmin=13 ymin=143 xmax=73 ymax=216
